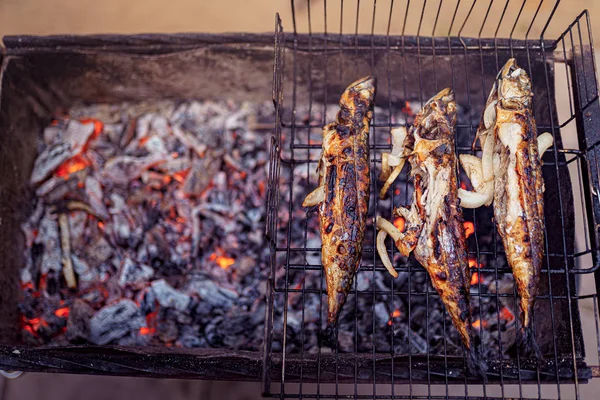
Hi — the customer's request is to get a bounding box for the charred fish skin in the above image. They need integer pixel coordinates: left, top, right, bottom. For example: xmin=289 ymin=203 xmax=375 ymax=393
xmin=377 ymin=89 xmax=486 ymax=377
xmin=493 ymin=59 xmax=545 ymax=358
xmin=303 ymin=76 xmax=377 ymax=333
xmin=411 ymin=89 xmax=484 ymax=376
xmin=459 ymin=58 xmax=548 ymax=358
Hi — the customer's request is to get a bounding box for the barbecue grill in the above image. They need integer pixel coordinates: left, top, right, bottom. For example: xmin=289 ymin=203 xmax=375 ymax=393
xmin=263 ymin=0 xmax=600 ymax=398
xmin=0 ymin=1 xmax=598 ymax=399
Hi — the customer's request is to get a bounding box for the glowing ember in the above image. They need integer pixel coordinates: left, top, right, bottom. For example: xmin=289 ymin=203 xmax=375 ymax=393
xmin=401 ymin=100 xmax=414 ymax=116
xmin=468 ymin=258 xmax=483 ymax=269
xmin=209 ymin=253 xmax=218 ymax=261
xmin=54 ymin=307 xmax=70 ymax=318
xmin=472 ymin=319 xmax=489 ymax=329
xmin=463 ymin=221 xmax=475 ymax=238
xmin=394 ymin=188 xmax=401 ymax=196
xmin=39 ymin=274 xmax=48 ymax=291
xmin=387 ymin=308 xmax=402 ymax=326
xmin=97 ymin=221 xmax=105 ymax=230
xmin=393 ymin=217 xmax=405 ymax=232
xmin=216 ymin=256 xmax=235 ymax=270
xmin=24 ymin=316 xmax=48 ymax=332
xmin=139 ymin=307 xmax=159 ymax=336
xmin=139 ymin=327 xmax=156 ymax=335
xmin=500 ymin=307 xmax=515 ymax=322
xmin=79 ymin=118 xmax=104 ymax=140
xmin=460 ymin=181 xmax=467 ymax=190
xmin=55 ymin=154 xmax=90 ymax=179
xmin=171 ymin=168 xmax=190 ymax=183
xmin=470 ymin=272 xmax=482 ymax=286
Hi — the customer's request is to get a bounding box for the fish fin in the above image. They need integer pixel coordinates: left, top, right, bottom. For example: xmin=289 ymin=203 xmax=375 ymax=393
xmin=302 ymin=185 xmax=325 ymax=207
xmin=519 ymin=326 xmax=543 ymax=360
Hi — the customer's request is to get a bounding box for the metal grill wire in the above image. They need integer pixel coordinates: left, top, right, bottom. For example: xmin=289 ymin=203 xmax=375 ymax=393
xmin=263 ymin=0 xmax=600 ymax=398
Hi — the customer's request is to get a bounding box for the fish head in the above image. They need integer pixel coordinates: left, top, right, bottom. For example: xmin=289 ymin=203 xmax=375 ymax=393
xmin=348 ymin=75 xmax=377 ymax=103
xmin=413 ymin=88 xmax=457 ymax=141
xmin=497 ymin=58 xmax=532 ymax=109
xmin=337 ymin=76 xmax=377 ymax=126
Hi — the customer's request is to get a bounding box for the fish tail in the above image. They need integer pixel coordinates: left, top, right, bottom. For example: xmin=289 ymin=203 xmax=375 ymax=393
xmin=518 ymin=326 xmax=542 ymax=360
xmin=319 ymin=324 xmax=338 ymax=348
xmin=466 ymin=341 xmax=488 ymax=379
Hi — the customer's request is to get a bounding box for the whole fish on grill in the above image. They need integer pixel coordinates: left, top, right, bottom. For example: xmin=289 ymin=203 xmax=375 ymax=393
xmin=302 ymin=76 xmax=377 ymax=337
xmin=459 ymin=58 xmax=554 ymax=358
xmin=377 ymin=88 xmax=486 ymax=376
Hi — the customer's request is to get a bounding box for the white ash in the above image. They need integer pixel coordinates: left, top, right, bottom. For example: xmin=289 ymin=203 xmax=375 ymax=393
xmin=187 ymin=279 xmax=238 ymax=309
xmin=30 ymin=121 xmax=95 ymax=184
xmin=20 ymin=99 xmax=274 ymax=350
xmin=118 ymin=257 xmax=154 ymax=288
xmin=150 ymin=279 xmax=191 ymax=312
xmin=89 ymin=299 xmax=145 ymax=345
xmin=72 ymin=255 xmax=97 ymax=283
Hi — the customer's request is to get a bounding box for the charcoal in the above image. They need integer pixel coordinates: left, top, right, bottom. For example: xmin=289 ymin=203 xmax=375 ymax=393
xmin=66 ymin=299 xmax=94 ymax=342
xmin=18 ymin=100 xmax=294 ymax=352
xmin=143 ymin=135 xmax=168 ymax=155
xmin=101 ymin=153 xmax=167 ymax=185
xmin=89 ymin=299 xmax=145 ymax=345
xmin=43 ymin=125 xmax=62 ymax=145
xmin=150 ymin=279 xmax=191 ymax=312
xmin=157 ymin=318 xmax=179 ymax=343
xmin=338 ymin=330 xmax=355 ymax=353
xmin=183 ymin=153 xmax=222 ymax=196
xmin=111 ymin=214 xmax=132 ymax=245
xmin=203 ymin=316 xmax=224 ymax=346
xmin=103 ymin=123 xmax=124 ymax=144
xmin=374 ymin=303 xmax=390 ymax=326
xmin=37 ymin=213 xmax=62 ymax=276
xmin=84 ymin=176 xmax=109 ymax=220
xmin=118 ymin=257 xmax=154 ymax=288
xmin=178 ymin=333 xmax=204 ymax=348
xmin=188 ymin=279 xmax=237 ymax=310
xmin=30 ymin=121 xmax=95 ymax=184
xmin=72 ymin=254 xmax=97 ymax=283
xmin=85 ymin=237 xmax=113 ymax=265
xmin=235 ymin=256 xmax=256 ymax=278
xmin=108 ymin=193 xmax=126 ymax=214
xmin=171 ymin=125 xmax=207 ymax=157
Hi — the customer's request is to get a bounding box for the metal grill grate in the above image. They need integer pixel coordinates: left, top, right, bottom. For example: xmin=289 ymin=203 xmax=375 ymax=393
xmin=263 ymin=1 xmax=600 ymax=398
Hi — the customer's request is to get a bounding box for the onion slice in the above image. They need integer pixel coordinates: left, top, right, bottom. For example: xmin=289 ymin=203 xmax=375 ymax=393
xmin=375 ymin=216 xmax=402 ymax=278
xmin=537 ymin=132 xmax=554 ymax=157
xmin=459 ymin=188 xmax=492 ymax=208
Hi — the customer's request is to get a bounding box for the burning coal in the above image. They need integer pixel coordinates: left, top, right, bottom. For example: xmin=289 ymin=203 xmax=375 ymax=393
xmin=19 ymin=100 xmax=272 ymax=349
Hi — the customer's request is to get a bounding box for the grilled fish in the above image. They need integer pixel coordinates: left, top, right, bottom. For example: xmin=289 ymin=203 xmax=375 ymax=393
xmin=302 ymin=76 xmax=377 ymax=333
xmin=459 ymin=59 xmax=553 ymax=358
xmin=377 ymin=89 xmax=485 ymax=376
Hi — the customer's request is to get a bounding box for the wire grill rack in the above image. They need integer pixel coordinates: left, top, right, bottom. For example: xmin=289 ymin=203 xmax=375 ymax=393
xmin=263 ymin=1 xmax=600 ymax=398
